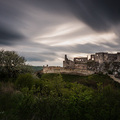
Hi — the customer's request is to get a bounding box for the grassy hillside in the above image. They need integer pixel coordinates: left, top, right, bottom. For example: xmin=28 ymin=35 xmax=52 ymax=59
xmin=1 ymin=73 xmax=120 ymax=120
xmin=41 ymin=73 xmax=120 ymax=89
xmin=30 ymin=66 xmax=43 ymax=71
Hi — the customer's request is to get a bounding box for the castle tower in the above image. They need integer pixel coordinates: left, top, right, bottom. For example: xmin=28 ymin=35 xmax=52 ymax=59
xmin=95 ymin=52 xmax=104 ymax=63
xmin=65 ymin=54 xmax=68 ymax=61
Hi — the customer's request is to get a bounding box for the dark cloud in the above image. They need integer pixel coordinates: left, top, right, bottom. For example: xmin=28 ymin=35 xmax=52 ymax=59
xmin=49 ymin=44 xmax=110 ymax=54
xmin=18 ymin=51 xmax=57 ymax=62
xmin=0 ymin=27 xmax=25 ymax=45
xmin=64 ymin=0 xmax=120 ymax=31
xmin=23 ymin=0 xmax=120 ymax=32
xmin=1 ymin=0 xmax=120 ymax=42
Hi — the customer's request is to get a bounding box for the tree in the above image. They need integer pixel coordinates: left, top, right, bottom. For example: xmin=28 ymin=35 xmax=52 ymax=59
xmin=0 ymin=49 xmax=33 ymax=78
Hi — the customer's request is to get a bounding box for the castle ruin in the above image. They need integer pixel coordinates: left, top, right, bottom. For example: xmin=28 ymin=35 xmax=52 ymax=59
xmin=43 ymin=52 xmax=120 ymax=75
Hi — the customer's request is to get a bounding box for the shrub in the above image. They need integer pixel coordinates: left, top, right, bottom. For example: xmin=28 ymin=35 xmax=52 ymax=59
xmin=0 ymin=49 xmax=34 ymax=79
xmin=108 ymin=70 xmax=113 ymax=75
xmin=0 ymin=82 xmax=15 ymax=94
xmin=15 ymin=73 xmax=34 ymax=89
xmin=98 ymin=71 xmax=103 ymax=75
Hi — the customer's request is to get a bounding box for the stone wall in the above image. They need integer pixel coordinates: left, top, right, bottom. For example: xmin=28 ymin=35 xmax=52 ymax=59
xmin=117 ymin=53 xmax=120 ymax=61
xmin=43 ymin=66 xmax=94 ymax=75
xmin=108 ymin=54 xmax=117 ymax=62
xmin=94 ymin=52 xmax=118 ymax=63
xmin=75 ymin=63 xmax=87 ymax=69
xmin=99 ymin=53 xmax=104 ymax=63
xmin=63 ymin=60 xmax=74 ymax=68
xmin=104 ymin=53 xmax=108 ymax=61
xmin=63 ymin=55 xmax=74 ymax=68
xmin=90 ymin=54 xmax=95 ymax=61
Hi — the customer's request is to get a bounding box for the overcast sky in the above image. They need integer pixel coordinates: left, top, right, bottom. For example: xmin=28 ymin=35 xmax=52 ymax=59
xmin=0 ymin=0 xmax=120 ymax=66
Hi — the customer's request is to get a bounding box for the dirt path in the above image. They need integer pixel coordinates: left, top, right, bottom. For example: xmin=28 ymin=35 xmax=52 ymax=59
xmin=108 ymin=74 xmax=120 ymax=83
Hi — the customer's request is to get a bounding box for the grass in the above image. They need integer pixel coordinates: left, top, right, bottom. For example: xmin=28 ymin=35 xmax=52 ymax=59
xmin=30 ymin=66 xmax=43 ymax=72
xmin=41 ymin=73 xmax=120 ymax=89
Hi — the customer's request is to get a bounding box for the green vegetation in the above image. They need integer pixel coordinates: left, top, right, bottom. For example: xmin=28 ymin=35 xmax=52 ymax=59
xmin=1 ymin=72 xmax=120 ymax=120
xmin=0 ymin=49 xmax=33 ymax=79
xmin=30 ymin=66 xmax=43 ymax=72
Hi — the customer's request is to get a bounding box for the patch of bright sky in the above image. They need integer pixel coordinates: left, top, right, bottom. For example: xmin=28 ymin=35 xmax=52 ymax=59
xmin=51 ymin=32 xmax=117 ymax=46
xmin=26 ymin=59 xmax=63 ymax=66
xmin=35 ymin=20 xmax=118 ymax=47
xmin=38 ymin=22 xmax=84 ymax=39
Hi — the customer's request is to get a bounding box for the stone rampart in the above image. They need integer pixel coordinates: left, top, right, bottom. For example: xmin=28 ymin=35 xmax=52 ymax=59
xmin=43 ymin=66 xmax=94 ymax=75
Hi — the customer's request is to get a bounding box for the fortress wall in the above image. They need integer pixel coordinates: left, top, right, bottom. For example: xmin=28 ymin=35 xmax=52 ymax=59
xmin=63 ymin=61 xmax=66 ymax=67
xmin=95 ymin=53 xmax=99 ymax=62
xmin=99 ymin=53 xmax=104 ymax=63
xmin=69 ymin=61 xmax=75 ymax=68
xmin=108 ymin=54 xmax=117 ymax=61
xmin=43 ymin=67 xmax=94 ymax=75
xmin=117 ymin=53 xmax=120 ymax=61
xmin=75 ymin=63 xmax=87 ymax=69
xmin=63 ymin=60 xmax=74 ymax=68
xmin=104 ymin=53 xmax=108 ymax=61
xmin=90 ymin=54 xmax=95 ymax=60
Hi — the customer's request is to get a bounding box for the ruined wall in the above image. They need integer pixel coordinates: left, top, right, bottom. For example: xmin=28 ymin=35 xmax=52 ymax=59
xmin=117 ymin=53 xmax=120 ymax=61
xmin=69 ymin=60 xmax=75 ymax=68
xmin=63 ymin=60 xmax=74 ymax=68
xmin=90 ymin=54 xmax=95 ymax=61
xmin=73 ymin=57 xmax=87 ymax=69
xmin=99 ymin=53 xmax=104 ymax=63
xmin=95 ymin=52 xmax=109 ymax=63
xmin=74 ymin=57 xmax=87 ymax=63
xmin=63 ymin=55 xmax=74 ymax=68
xmin=63 ymin=52 xmax=120 ymax=73
xmin=104 ymin=53 xmax=108 ymax=61
xmin=43 ymin=66 xmax=94 ymax=75
xmin=43 ymin=66 xmax=61 ymax=73
xmin=87 ymin=61 xmax=99 ymax=71
xmin=95 ymin=53 xmax=99 ymax=62
xmin=75 ymin=63 xmax=87 ymax=70
xmin=108 ymin=54 xmax=117 ymax=62
xmin=63 ymin=61 xmax=66 ymax=68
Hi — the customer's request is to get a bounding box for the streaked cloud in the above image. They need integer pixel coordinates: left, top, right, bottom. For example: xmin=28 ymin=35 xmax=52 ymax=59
xmin=0 ymin=0 xmax=120 ymax=66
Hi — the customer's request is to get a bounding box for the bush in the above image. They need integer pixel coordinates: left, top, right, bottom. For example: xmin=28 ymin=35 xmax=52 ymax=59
xmin=98 ymin=71 xmax=103 ymax=75
xmin=15 ymin=73 xmax=34 ymax=89
xmin=108 ymin=70 xmax=113 ymax=75
xmin=0 ymin=49 xmax=34 ymax=79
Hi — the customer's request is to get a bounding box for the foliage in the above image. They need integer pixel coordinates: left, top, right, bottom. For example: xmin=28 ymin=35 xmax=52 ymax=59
xmin=0 ymin=49 xmax=33 ymax=79
xmin=1 ymin=73 xmax=120 ymax=119
xmin=15 ymin=73 xmax=34 ymax=89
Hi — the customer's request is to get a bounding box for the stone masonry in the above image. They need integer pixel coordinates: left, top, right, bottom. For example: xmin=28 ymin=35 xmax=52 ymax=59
xmin=63 ymin=52 xmax=120 ymax=73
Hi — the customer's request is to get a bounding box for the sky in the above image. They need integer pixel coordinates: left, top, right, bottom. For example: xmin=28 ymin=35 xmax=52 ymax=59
xmin=0 ymin=0 xmax=120 ymax=66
